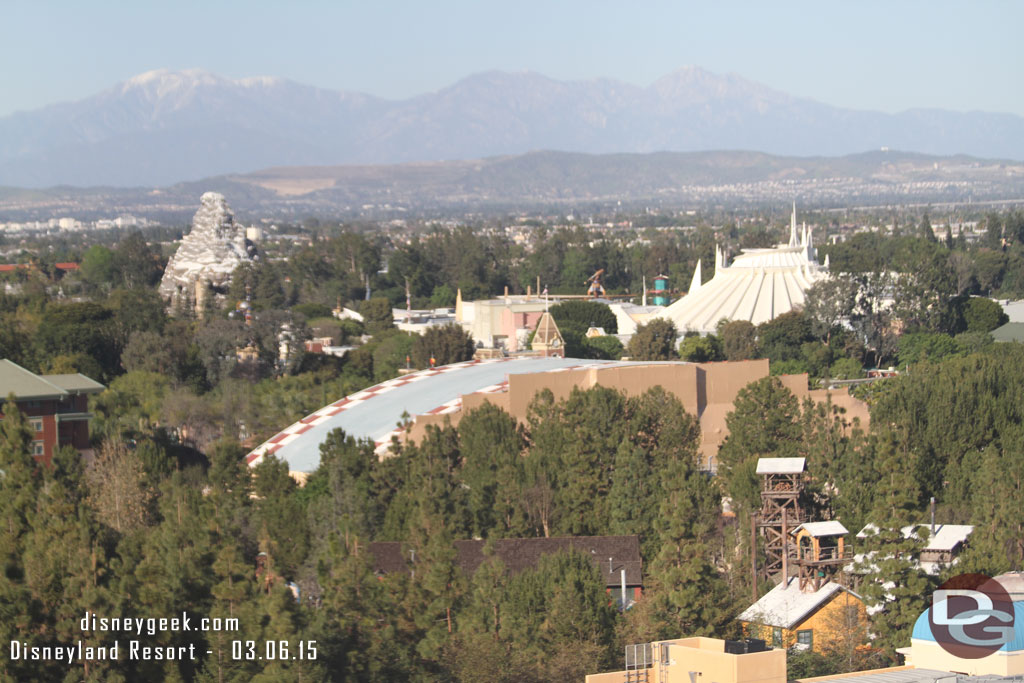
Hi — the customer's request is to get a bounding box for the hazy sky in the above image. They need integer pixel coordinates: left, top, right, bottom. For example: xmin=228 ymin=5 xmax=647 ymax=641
xmin=3 ymin=0 xmax=1022 ymax=117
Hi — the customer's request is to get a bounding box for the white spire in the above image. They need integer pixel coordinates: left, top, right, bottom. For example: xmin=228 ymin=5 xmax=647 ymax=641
xmin=801 ymin=221 xmax=808 ymax=247
xmin=642 ymin=275 xmax=647 ymax=307
xmin=789 ymin=201 xmax=799 ymax=247
xmin=715 ymin=245 xmax=723 ymax=271
xmin=823 ymin=253 xmax=830 ymax=269
xmin=689 ymin=259 xmax=702 ymax=293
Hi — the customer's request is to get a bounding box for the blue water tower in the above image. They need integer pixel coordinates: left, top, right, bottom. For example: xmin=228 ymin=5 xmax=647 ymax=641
xmin=653 ymin=274 xmax=670 ymax=306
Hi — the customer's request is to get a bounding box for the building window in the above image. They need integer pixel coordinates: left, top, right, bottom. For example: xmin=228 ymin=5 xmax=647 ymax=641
xmin=30 ymin=418 xmax=43 ymax=432
xmin=772 ymin=627 xmax=782 ymax=647
xmin=797 ymin=629 xmax=813 ymax=649
xmin=32 ymin=441 xmax=45 ymax=456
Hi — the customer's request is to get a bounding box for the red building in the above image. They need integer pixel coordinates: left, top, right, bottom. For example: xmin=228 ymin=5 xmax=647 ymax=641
xmin=0 ymin=359 xmax=105 ymax=464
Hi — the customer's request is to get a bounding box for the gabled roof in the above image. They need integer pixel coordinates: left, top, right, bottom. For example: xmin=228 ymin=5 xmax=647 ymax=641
xmin=737 ymin=578 xmax=861 ymax=629
xmin=792 ymin=521 xmax=849 ymax=538
xmin=856 ymin=523 xmax=973 ymax=551
xmin=532 ymin=312 xmax=563 ymax=347
xmin=991 ymin=321 xmax=1024 ymax=342
xmin=368 ymin=535 xmax=643 ymax=588
xmin=0 ymin=360 xmax=105 ymax=401
xmin=0 ymin=359 xmax=71 ymax=400
xmin=43 ymin=373 xmax=105 ymax=394
xmin=756 ymin=457 xmax=806 ymax=474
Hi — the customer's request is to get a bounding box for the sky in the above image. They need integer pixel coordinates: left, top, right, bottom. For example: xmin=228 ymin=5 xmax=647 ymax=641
xmin=3 ymin=0 xmax=1022 ymax=118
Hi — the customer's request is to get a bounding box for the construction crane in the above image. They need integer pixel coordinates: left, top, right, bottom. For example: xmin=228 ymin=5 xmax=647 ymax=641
xmin=584 ymin=269 xmax=606 ymax=298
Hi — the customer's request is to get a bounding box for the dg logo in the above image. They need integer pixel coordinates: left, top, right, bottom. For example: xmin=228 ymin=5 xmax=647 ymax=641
xmin=930 ymin=573 xmax=1016 ymax=659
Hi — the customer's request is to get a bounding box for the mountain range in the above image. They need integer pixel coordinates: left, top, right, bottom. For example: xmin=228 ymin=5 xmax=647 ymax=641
xmin=2 ymin=66 xmax=1023 ymax=188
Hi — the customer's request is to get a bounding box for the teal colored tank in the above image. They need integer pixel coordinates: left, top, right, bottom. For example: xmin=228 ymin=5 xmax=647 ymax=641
xmin=653 ymin=274 xmax=670 ymax=306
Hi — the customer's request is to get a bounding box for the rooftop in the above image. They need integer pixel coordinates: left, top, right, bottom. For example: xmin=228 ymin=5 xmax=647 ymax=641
xmin=792 ymin=521 xmax=849 ymax=538
xmin=856 ymin=524 xmax=973 ymax=552
xmin=738 ymin=578 xmax=860 ymax=630
xmin=756 ymin=457 xmax=806 ymax=474
xmin=246 ymin=356 xmax=630 ymax=472
xmin=0 ymin=359 xmax=105 ymax=401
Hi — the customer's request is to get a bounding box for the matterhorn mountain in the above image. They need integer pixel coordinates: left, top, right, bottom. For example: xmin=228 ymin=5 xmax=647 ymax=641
xmin=1 ymin=66 xmax=1023 ymax=187
xmin=158 ymin=192 xmax=255 ymax=307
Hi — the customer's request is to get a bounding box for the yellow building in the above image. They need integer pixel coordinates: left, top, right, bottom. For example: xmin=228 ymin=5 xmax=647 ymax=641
xmin=586 ymin=637 xmax=786 ymax=683
xmin=738 ymin=577 xmax=867 ymax=653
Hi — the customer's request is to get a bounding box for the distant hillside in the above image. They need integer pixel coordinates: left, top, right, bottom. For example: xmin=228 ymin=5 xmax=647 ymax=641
xmin=2 ymin=67 xmax=1024 ymax=187
xmin=2 ymin=150 xmax=1023 ymax=221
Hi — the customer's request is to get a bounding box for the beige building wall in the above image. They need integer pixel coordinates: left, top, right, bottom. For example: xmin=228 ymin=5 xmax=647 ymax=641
xmin=902 ymin=639 xmax=1024 ymax=676
xmin=399 ymin=362 xmax=869 ymax=471
xmin=586 ymin=638 xmax=786 ymax=683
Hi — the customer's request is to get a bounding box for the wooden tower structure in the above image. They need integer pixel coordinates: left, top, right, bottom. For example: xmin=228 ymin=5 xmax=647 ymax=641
xmin=791 ymin=521 xmax=851 ymax=591
xmin=755 ymin=457 xmax=805 ymax=581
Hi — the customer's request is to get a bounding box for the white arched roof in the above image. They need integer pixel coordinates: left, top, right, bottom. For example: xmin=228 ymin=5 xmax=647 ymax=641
xmin=246 ymin=356 xmax=619 ymax=472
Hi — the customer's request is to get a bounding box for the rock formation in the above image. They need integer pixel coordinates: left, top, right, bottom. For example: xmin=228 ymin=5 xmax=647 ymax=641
xmin=158 ymin=193 xmax=255 ymax=307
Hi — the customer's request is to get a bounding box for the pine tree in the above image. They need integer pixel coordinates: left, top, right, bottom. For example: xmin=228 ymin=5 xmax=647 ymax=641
xmin=645 ymin=455 xmax=731 ymax=638
xmin=458 ymin=404 xmax=526 ymax=538
xmin=251 ymin=456 xmax=310 ymax=577
xmin=0 ymin=399 xmax=43 ymax=683
xmin=960 ymin=432 xmax=1024 ymax=573
xmin=197 ymin=541 xmax=262 ymax=683
xmin=550 ymin=386 xmax=629 ymax=535
xmin=717 ymin=377 xmax=802 ymax=515
xmin=133 ymin=474 xmax=214 ymax=681
xmin=854 ymin=429 xmax=934 ymax=660
xmin=406 ymin=507 xmax=464 ymax=673
xmin=251 ymin=583 xmax=326 ymax=682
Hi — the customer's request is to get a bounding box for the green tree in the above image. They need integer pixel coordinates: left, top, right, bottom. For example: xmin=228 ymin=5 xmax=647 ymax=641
xmin=583 ymin=334 xmax=623 ymax=360
xmin=252 ymin=457 xmax=310 ymax=578
xmin=717 ymin=377 xmax=802 ymax=514
xmin=854 ymin=429 xmax=934 ymax=660
xmin=411 ymin=324 xmax=475 ymax=368
xmin=962 ymin=296 xmax=1008 ymax=333
xmin=34 ymin=302 xmax=120 ymax=380
xmin=896 ymin=332 xmax=959 ymax=366
xmin=113 ymin=230 xmax=164 ymax=289
xmin=757 ymin=310 xmax=814 ymax=362
xmin=80 ymin=245 xmax=116 ymax=292
xmin=548 ymin=300 xmax=618 ymax=334
xmin=644 ymin=452 xmax=731 ymax=638
xmin=458 ymin=404 xmax=527 ymax=538
xmin=719 ymin=320 xmax=759 ymax=361
xmin=678 ymin=334 xmax=723 ymax=362
xmin=626 ymin=319 xmax=678 ymax=360
xmin=804 ymin=277 xmax=858 ymax=345
xmin=360 ymin=297 xmax=395 ymax=334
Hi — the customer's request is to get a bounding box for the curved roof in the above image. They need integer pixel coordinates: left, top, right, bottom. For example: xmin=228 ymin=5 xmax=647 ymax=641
xmin=656 ymin=208 xmax=827 ymax=334
xmin=912 ymin=601 xmax=1024 ymax=651
xmin=246 ymin=356 xmax=620 ymax=473
xmin=657 ymin=256 xmax=827 ymax=334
